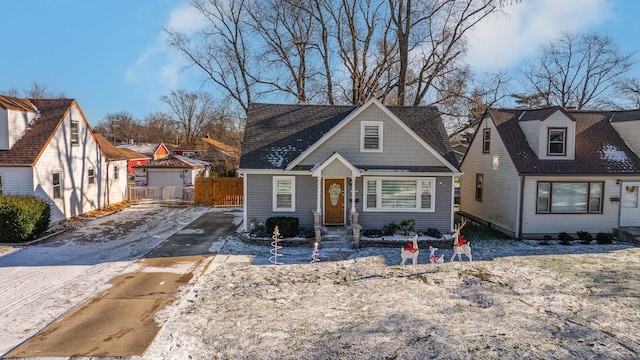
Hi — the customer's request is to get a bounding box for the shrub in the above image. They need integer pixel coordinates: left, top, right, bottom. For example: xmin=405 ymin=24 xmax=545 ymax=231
xmin=558 ymin=232 xmax=574 ymax=245
xmin=539 ymin=234 xmax=553 ymax=245
xmin=424 ymin=228 xmax=442 ymax=239
xmin=382 ymin=222 xmax=400 ymax=236
xmin=576 ymin=231 xmax=593 ymax=244
xmin=398 ymin=219 xmax=415 ymax=235
xmin=363 ymin=229 xmax=385 ymax=238
xmin=596 ymin=232 xmax=614 ymax=244
xmin=265 ymin=216 xmax=299 ymax=238
xmin=248 ymin=224 xmax=270 ymax=238
xmin=296 ymin=228 xmax=315 ymax=239
xmin=0 ymin=195 xmax=51 ymax=243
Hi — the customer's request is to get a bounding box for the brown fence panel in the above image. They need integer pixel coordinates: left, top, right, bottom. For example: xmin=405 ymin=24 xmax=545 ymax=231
xmin=195 ymin=177 xmax=243 ymax=206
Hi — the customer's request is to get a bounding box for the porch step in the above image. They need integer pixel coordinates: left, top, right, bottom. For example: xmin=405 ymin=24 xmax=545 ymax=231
xmin=614 ymin=228 xmax=640 ymax=246
xmin=320 ymin=240 xmax=354 ymax=249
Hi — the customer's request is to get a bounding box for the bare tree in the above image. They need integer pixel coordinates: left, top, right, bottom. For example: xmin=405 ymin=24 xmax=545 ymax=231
xmin=160 ymin=90 xmax=217 ymax=143
xmin=615 ymin=77 xmax=640 ymax=109
xmin=92 ymin=112 xmax=140 ymax=145
xmin=522 ymin=32 xmax=636 ymax=109
xmin=142 ymin=112 xmax=180 ymax=144
xmin=2 ymin=82 xmax=66 ymax=99
xmin=166 ymin=0 xmax=254 ymax=113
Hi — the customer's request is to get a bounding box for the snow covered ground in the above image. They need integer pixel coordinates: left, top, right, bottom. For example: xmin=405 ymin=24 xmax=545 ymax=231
xmin=145 ymin=236 xmax=640 ymax=359
xmin=1 ymin=204 xmax=639 ymax=359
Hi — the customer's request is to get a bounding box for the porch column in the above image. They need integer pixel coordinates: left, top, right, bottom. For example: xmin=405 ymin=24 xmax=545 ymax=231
xmin=316 ymin=176 xmax=322 ymax=213
xmin=350 ymin=176 xmax=357 ymax=213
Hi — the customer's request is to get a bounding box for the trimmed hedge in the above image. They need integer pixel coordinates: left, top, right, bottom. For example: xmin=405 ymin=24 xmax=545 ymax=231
xmin=265 ymin=216 xmax=299 ymax=238
xmin=0 ymin=195 xmax=51 ymax=243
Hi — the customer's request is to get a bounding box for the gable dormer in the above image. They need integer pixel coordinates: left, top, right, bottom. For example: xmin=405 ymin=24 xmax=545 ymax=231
xmin=609 ymin=110 xmax=640 ymax=157
xmin=0 ymin=96 xmax=38 ymax=150
xmin=518 ymin=107 xmax=576 ymax=160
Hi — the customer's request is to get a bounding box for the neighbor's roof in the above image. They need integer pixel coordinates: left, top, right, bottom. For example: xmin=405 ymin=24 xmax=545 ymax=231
xmin=133 ymin=155 xmax=211 ymax=169
xmin=0 ymin=97 xmax=75 ymax=166
xmin=240 ymin=102 xmax=458 ymax=171
xmin=486 ymin=106 xmax=640 ymax=175
xmin=0 ymin=95 xmax=36 ymax=113
xmin=117 ymin=146 xmax=151 ymax=160
xmin=174 ymin=136 xmax=237 ymax=154
xmin=94 ymin=133 xmax=128 ymax=161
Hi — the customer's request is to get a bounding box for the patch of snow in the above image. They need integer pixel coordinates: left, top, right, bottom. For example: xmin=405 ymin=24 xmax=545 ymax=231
xmin=266 ymin=144 xmax=298 ymax=168
xmin=600 ymin=144 xmax=628 ymax=162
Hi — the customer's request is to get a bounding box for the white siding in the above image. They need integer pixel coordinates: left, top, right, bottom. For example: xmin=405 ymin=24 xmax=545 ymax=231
xmin=33 ymin=104 xmax=105 ymax=222
xmin=0 ymin=108 xmax=37 ymax=150
xmin=299 ymin=105 xmax=446 ymax=168
xmin=0 ymin=167 xmax=33 ymax=195
xmin=537 ymin=112 xmax=576 ymax=160
xmin=521 ymin=176 xmax=622 ymax=237
xmin=518 ymin=120 xmax=539 ymax=156
xmin=612 ymin=121 xmax=640 ymax=156
xmin=104 ymin=160 xmax=128 ymax=205
xmin=460 ymin=116 xmax=521 ymax=235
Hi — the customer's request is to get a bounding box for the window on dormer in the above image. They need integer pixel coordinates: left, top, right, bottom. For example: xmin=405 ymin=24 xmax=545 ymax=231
xmin=361 ymin=121 xmax=382 ymax=152
xmin=548 ymin=128 xmax=566 ymax=155
xmin=482 ymin=128 xmax=491 ymax=153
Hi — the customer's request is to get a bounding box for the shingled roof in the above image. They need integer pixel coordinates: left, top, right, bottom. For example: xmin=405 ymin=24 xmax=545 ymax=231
xmin=240 ymin=102 xmax=458 ymax=171
xmin=94 ymin=134 xmax=128 ymax=161
xmin=0 ymin=97 xmax=75 ymax=166
xmin=133 ymin=155 xmax=211 ymax=169
xmin=487 ymin=107 xmax=640 ymax=175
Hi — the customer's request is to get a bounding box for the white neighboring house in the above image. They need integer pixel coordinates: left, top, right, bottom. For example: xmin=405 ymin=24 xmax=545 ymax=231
xmin=94 ymin=134 xmax=128 ymax=206
xmin=459 ymin=106 xmax=640 ymax=238
xmin=0 ymin=95 xmax=125 ymax=223
xmin=133 ymin=155 xmax=211 ymax=187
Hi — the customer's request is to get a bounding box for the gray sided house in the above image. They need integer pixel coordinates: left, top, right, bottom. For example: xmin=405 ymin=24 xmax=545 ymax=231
xmin=238 ymin=99 xmax=460 ymax=242
xmin=460 ymin=106 xmax=640 ymax=238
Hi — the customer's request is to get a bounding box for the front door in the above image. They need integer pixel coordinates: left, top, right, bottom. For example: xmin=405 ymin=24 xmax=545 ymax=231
xmin=324 ymin=178 xmax=345 ymax=225
xmin=620 ymin=182 xmax=640 ymax=227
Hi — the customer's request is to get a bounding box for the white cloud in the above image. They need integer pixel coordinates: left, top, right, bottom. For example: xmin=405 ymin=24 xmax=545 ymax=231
xmin=466 ymin=0 xmax=612 ymax=72
xmin=125 ymin=3 xmax=208 ymax=107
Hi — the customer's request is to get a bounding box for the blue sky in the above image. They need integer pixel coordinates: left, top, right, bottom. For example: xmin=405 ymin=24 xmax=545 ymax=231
xmin=1 ymin=0 xmax=639 ymax=126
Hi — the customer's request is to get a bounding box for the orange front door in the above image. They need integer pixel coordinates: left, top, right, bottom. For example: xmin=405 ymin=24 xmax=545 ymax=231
xmin=324 ymin=178 xmax=345 ymax=224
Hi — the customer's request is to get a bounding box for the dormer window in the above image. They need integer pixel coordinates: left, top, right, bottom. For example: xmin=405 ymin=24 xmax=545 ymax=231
xmin=482 ymin=128 xmax=491 ymax=153
xmin=361 ymin=121 xmax=383 ymax=152
xmin=548 ymin=128 xmax=566 ymax=156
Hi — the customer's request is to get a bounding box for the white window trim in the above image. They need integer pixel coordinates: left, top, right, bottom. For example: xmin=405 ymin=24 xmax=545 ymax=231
xmin=88 ymin=168 xmax=96 ymax=185
xmin=52 ymin=172 xmax=62 ymax=199
xmin=363 ymin=177 xmax=436 ymax=212
xmin=360 ymin=121 xmax=383 ymax=152
xmin=273 ymin=176 xmax=296 ymax=212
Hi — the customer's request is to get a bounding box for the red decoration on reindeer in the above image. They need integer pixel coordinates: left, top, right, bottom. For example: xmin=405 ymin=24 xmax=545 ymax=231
xmin=451 ymin=220 xmax=472 ymax=262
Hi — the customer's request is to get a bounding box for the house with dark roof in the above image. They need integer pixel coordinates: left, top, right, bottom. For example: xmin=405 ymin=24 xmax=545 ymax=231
xmin=0 ymin=95 xmax=123 ymax=223
xmin=238 ymin=99 xmax=461 ymax=244
xmin=133 ymin=155 xmax=211 ymax=187
xmin=459 ymin=106 xmax=640 ymax=238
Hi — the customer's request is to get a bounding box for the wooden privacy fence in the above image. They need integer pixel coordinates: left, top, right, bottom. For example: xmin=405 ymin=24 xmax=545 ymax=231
xmin=195 ymin=177 xmax=243 ymax=206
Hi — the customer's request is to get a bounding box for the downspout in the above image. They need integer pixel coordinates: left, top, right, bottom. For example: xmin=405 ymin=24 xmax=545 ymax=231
xmin=518 ymin=175 xmax=525 ymax=239
xmin=106 ymin=161 xmax=110 ymax=207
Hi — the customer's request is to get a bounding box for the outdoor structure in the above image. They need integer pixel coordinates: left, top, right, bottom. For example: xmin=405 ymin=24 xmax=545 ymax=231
xmin=0 ymin=95 xmax=122 ymax=223
xmin=116 ymin=146 xmax=151 ymax=182
xmin=93 ymin=134 xmax=128 ymax=206
xmin=117 ymin=142 xmax=171 ymax=160
xmin=459 ymin=106 xmax=640 ymax=238
xmin=171 ymin=134 xmax=238 ymax=175
xmin=133 ymin=154 xmax=211 ymax=187
xmin=238 ymin=99 xmax=460 ymax=244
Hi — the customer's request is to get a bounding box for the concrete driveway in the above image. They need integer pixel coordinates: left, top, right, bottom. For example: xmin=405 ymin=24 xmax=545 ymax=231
xmin=3 ymin=207 xmax=241 ymax=358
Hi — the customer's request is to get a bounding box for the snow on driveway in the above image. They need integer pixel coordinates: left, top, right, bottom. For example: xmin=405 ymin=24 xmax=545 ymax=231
xmin=0 ymin=203 xmax=222 ymax=356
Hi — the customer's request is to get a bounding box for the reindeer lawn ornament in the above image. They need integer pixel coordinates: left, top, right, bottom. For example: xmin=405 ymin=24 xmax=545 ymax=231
xmin=451 ymin=219 xmax=472 ymax=262
xmin=428 ymin=246 xmax=444 ymax=269
xmin=400 ymin=234 xmax=420 ymax=270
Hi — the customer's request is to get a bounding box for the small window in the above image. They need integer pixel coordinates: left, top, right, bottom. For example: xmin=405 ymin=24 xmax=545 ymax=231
xmin=114 ymin=166 xmax=119 ymax=180
xmin=361 ymin=121 xmax=382 ymax=152
xmin=482 ymin=128 xmax=491 ymax=153
xmin=0 ymin=175 xmax=3 ymax=196
xmin=548 ymin=128 xmax=566 ymax=155
xmin=70 ymin=121 xmax=79 ymax=145
xmin=273 ymin=176 xmax=295 ymax=211
xmin=88 ymin=169 xmax=95 ymax=185
xmin=475 ymin=174 xmax=483 ymax=201
xmin=53 ymin=173 xmax=61 ymax=199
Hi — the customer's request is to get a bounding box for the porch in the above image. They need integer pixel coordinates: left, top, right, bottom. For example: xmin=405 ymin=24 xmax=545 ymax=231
xmin=613 ymin=227 xmax=640 ymax=246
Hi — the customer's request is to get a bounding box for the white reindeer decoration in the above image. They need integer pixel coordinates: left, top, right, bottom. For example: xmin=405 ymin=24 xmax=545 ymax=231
xmin=428 ymin=246 xmax=444 ymax=269
xmin=400 ymin=234 xmax=420 ymax=270
xmin=451 ymin=219 xmax=472 ymax=262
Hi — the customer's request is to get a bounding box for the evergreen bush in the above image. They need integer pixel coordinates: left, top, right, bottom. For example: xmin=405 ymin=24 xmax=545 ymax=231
xmin=0 ymin=195 xmax=51 ymax=243
xmin=265 ymin=216 xmax=299 ymax=238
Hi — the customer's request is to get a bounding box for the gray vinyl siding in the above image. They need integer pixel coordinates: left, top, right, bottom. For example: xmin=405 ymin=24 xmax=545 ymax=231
xmin=245 ymin=173 xmax=316 ymax=229
xmin=298 ymin=105 xmax=444 ymax=168
xmin=354 ymin=176 xmax=453 ymax=233
xmin=246 ymin=173 xmax=453 ymax=232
